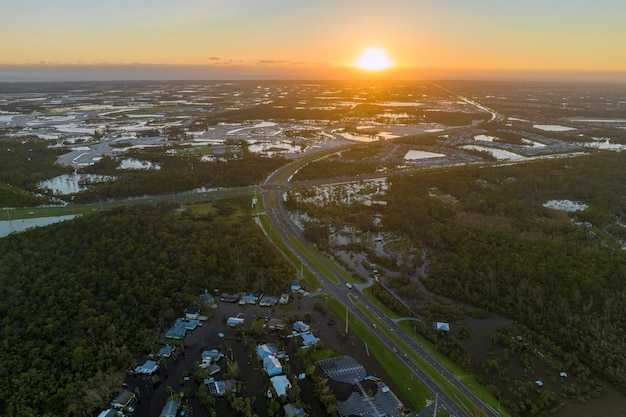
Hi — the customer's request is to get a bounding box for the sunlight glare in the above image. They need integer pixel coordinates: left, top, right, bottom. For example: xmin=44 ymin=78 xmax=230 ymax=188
xmin=356 ymin=47 xmax=394 ymax=71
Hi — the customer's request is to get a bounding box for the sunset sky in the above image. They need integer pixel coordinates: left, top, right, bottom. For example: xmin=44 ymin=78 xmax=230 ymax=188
xmin=1 ymin=0 xmax=625 ymax=81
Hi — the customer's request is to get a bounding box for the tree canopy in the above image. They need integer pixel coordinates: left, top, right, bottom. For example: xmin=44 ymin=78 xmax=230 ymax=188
xmin=0 ymin=198 xmax=294 ymax=416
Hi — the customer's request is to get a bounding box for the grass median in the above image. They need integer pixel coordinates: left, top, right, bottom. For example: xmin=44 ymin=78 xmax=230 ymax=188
xmin=258 ymin=214 xmax=321 ymax=290
xmin=319 ymin=294 xmax=431 ymax=411
xmin=349 ymin=296 xmax=484 ymax=415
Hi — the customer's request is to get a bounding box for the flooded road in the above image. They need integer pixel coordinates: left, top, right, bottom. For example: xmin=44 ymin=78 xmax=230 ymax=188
xmin=125 ymin=294 xmax=413 ymax=417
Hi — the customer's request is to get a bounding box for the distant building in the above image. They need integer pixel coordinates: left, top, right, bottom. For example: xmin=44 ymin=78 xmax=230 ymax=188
xmin=220 ymin=293 xmax=239 ymax=303
xmin=293 ymin=321 xmax=310 ymax=332
xmin=259 ymin=295 xmax=278 ymax=306
xmin=205 ymin=378 xmax=237 ymax=397
xmin=160 ymin=399 xmax=179 ymax=417
xmin=134 ymin=359 xmax=158 ymax=375
xmin=435 ymin=322 xmax=450 ymax=332
xmin=227 ymin=317 xmax=244 ymax=327
xmin=110 ymin=390 xmax=135 ymax=410
xmin=207 ymin=364 xmax=221 ymax=376
xmin=184 ymin=305 xmax=201 ymax=319
xmin=300 ymin=332 xmax=320 ymax=348
xmin=291 ymin=280 xmax=301 ymax=291
xmin=200 ymin=292 xmax=217 ymax=308
xmin=279 ymin=294 xmax=290 ymax=304
xmin=240 ymin=294 xmax=258 ymax=305
xmin=268 ymin=318 xmax=286 ymax=331
xmin=158 ymin=344 xmax=175 ymax=358
xmin=270 ymin=375 xmax=292 ymax=396
xmin=202 ymin=349 xmax=224 ymax=363
xmin=257 ymin=343 xmax=278 ymax=359
xmin=263 ymin=355 xmax=283 ymax=376
xmin=166 ymin=319 xmax=187 ymax=340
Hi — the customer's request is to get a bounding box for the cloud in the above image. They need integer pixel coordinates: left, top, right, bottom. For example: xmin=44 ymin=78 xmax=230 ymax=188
xmin=209 ymin=56 xmax=220 ymax=61
xmin=258 ymin=59 xmax=290 ymax=65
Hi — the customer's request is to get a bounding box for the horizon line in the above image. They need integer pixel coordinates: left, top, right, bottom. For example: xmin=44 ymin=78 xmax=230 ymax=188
xmin=1 ymin=64 xmax=625 ymax=84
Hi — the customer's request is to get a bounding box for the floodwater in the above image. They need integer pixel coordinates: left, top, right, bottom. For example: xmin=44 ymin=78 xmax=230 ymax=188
xmin=555 ymin=385 xmax=626 ymax=417
xmin=38 ymin=172 xmax=113 ymax=194
xmin=0 ymin=215 xmax=77 ymax=238
xmin=533 ymin=124 xmax=576 ymax=132
xmin=125 ymin=295 xmax=414 ymax=417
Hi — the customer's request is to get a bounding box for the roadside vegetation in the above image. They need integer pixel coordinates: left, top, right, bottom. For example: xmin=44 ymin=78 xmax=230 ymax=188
xmin=288 ymin=151 xmax=626 ymax=416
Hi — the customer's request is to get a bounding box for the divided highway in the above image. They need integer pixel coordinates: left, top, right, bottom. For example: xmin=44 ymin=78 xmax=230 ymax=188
xmin=260 ymin=147 xmax=501 ymax=417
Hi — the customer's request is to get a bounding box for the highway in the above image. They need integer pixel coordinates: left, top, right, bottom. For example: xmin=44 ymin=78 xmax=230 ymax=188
xmin=260 ymin=146 xmax=501 ymax=417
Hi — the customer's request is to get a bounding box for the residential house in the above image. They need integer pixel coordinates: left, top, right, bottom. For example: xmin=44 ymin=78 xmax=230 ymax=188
xmin=184 ymin=305 xmax=201 ymax=320
xmin=268 ymin=318 xmax=286 ymax=331
xmin=110 ymin=390 xmax=135 ymax=410
xmin=134 ymin=359 xmax=158 ymax=375
xmin=270 ymin=375 xmax=291 ymax=396
xmin=300 ymin=332 xmax=320 ymax=348
xmin=220 ymin=293 xmax=239 ymax=303
xmin=227 ymin=317 xmax=244 ymax=327
xmin=293 ymin=321 xmax=310 ymax=333
xmin=160 ymin=399 xmax=179 ymax=417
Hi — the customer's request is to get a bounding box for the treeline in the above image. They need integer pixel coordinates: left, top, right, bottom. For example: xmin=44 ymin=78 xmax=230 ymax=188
xmin=381 ymin=152 xmax=626 ymax=395
xmin=291 ymin=160 xmax=380 ymax=182
xmin=286 ymin=150 xmax=626 ymax=413
xmin=0 ymin=198 xmax=294 ymax=416
xmin=73 ymin=152 xmax=286 ymax=203
xmin=0 ymin=137 xmax=71 ymax=207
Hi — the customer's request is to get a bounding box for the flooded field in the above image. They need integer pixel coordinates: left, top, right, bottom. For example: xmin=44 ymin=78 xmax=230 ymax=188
xmin=555 ymin=385 xmax=626 ymax=417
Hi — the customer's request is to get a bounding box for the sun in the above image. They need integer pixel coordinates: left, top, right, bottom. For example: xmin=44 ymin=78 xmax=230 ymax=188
xmin=355 ymin=47 xmax=394 ymax=71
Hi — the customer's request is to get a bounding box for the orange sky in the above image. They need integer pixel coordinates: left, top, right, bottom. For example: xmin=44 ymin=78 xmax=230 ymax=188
xmin=1 ymin=1 xmax=625 ymax=80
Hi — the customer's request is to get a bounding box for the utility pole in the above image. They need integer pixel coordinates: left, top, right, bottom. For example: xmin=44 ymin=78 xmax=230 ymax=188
xmin=345 ymin=306 xmax=349 ymax=335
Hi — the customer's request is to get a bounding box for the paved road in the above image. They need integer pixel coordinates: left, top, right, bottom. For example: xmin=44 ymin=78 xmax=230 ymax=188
xmin=260 ymin=144 xmax=501 ymax=417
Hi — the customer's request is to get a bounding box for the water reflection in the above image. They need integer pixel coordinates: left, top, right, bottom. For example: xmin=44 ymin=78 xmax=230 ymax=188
xmin=0 ymin=215 xmax=77 ymax=238
xmin=38 ymin=173 xmax=114 ymax=195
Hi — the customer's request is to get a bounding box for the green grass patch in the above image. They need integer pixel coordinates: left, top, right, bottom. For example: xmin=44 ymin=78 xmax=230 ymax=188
xmin=395 ymin=321 xmax=507 ymax=416
xmin=362 ymin=287 xmax=402 ymax=319
xmin=352 ymin=296 xmax=506 ymax=417
xmin=288 ymin=236 xmax=340 ymax=284
xmin=350 ymin=296 xmax=475 ymax=413
xmin=258 ymin=214 xmax=321 ymax=290
xmin=185 ymin=201 xmax=218 ymax=216
xmin=309 ymin=348 xmax=341 ymax=362
xmin=319 ymin=294 xmax=431 ymax=411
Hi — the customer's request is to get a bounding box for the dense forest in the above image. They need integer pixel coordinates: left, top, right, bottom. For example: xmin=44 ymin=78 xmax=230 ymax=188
xmin=386 ymin=152 xmax=626 ymax=404
xmin=0 ymin=137 xmax=71 ymax=206
xmin=289 ymin=151 xmax=626 ymax=415
xmin=0 ymin=198 xmax=294 ymax=416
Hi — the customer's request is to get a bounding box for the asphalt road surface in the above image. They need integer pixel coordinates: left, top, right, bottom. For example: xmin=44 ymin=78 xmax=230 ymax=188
xmin=260 ymin=146 xmax=501 ymax=417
